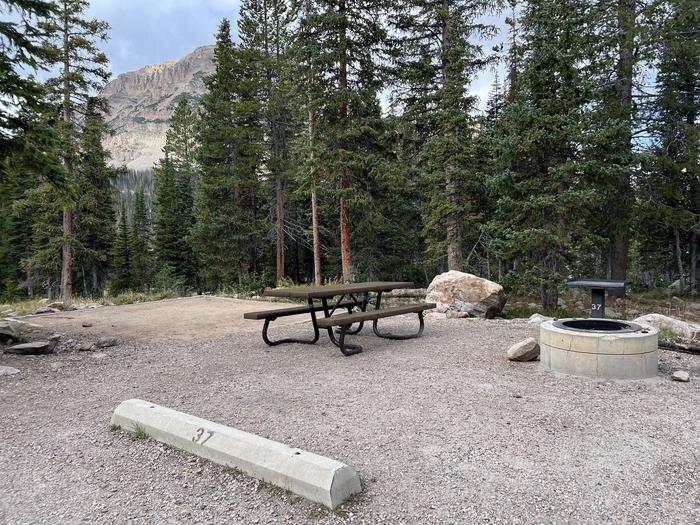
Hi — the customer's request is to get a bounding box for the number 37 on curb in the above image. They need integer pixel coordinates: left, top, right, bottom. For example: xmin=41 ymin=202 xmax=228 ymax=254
xmin=192 ymin=427 xmax=214 ymax=445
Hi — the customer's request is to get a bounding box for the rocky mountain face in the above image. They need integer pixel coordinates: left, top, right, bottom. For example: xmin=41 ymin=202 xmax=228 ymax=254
xmin=101 ymin=45 xmax=214 ymax=171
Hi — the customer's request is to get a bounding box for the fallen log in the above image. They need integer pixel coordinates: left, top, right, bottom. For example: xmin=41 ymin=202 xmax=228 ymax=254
xmin=659 ymin=337 xmax=700 ymax=354
xmin=383 ymin=288 xmax=427 ymax=299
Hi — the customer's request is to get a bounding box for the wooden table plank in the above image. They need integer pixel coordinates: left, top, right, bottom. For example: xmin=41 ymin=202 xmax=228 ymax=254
xmin=262 ymin=281 xmax=414 ymax=299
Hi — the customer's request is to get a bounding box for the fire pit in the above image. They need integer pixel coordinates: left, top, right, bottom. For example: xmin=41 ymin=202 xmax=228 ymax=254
xmin=540 ymin=319 xmax=658 ymax=379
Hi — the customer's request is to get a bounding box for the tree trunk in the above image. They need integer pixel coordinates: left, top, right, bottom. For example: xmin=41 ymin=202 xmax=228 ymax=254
xmin=307 ymin=108 xmax=322 ymax=287
xmin=691 ymin=230 xmax=697 ymax=295
xmin=675 ymin=227 xmax=686 ymax=291
xmin=338 ymin=0 xmax=353 ymax=282
xmin=275 ymin=175 xmax=285 ymax=284
xmin=446 ymin=174 xmax=462 ymax=270
xmin=609 ymin=0 xmax=635 ymax=297
xmin=311 ymin=190 xmax=321 ymax=286
xmin=60 ymin=7 xmax=73 ymax=303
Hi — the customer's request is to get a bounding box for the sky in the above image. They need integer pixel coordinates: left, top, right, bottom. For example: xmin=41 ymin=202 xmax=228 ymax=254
xmin=86 ymin=0 xmax=506 ymax=111
xmin=87 ymin=0 xmax=241 ymax=76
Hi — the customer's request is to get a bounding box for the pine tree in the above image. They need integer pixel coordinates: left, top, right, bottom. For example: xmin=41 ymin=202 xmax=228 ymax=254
xmin=295 ymin=0 xmax=389 ymax=281
xmin=489 ymin=0 xmax=599 ymax=308
xmin=0 ymin=106 xmax=64 ymax=298
xmin=152 ymin=96 xmax=198 ymax=287
xmin=110 ymin=202 xmax=135 ymax=295
xmin=73 ymin=97 xmax=116 ymax=297
xmin=44 ymin=0 xmax=110 ymax=301
xmin=0 ymin=0 xmax=58 ymax=161
xmin=238 ymin=0 xmax=296 ymax=285
xmin=130 ymin=187 xmax=152 ymax=290
xmin=639 ymin=0 xmax=700 ymax=293
xmin=391 ymin=0 xmax=498 ymax=271
xmin=192 ymin=19 xmax=265 ymax=289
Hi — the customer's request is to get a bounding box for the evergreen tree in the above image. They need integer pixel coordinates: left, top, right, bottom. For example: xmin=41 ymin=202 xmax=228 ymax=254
xmin=238 ymin=0 xmax=296 ymax=284
xmin=0 ymin=108 xmax=64 ymax=298
xmin=0 ymin=0 xmax=57 ymax=161
xmin=73 ymin=97 xmax=115 ymax=297
xmin=295 ymin=0 xmax=389 ymax=281
xmin=130 ymin=187 xmax=152 ymax=290
xmin=192 ymin=19 xmax=265 ymax=289
xmin=391 ymin=0 xmax=498 ymax=271
xmin=44 ymin=0 xmax=110 ymax=301
xmin=638 ymin=0 xmax=700 ymax=293
xmin=489 ymin=0 xmax=599 ymax=308
xmin=152 ymin=96 xmax=198 ymax=287
xmin=109 ymin=202 xmax=135 ymax=295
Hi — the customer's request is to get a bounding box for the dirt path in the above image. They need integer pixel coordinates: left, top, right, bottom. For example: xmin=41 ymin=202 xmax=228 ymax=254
xmin=24 ymin=295 xmax=306 ymax=343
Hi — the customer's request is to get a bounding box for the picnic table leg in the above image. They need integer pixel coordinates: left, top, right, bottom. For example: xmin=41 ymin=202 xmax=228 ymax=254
xmin=321 ymin=298 xmax=363 ymax=355
xmin=372 ymin=291 xmax=426 ymax=340
xmin=261 ymin=299 xmax=320 ymax=347
xmin=336 ymin=293 xmax=367 ymax=335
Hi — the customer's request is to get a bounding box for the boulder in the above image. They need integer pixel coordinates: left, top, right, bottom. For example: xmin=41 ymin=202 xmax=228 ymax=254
xmin=0 ymin=318 xmax=45 ymax=343
xmin=6 ymin=341 xmax=53 ymax=355
xmin=0 ymin=366 xmax=20 ymax=377
xmin=672 ymin=371 xmax=690 ymax=382
xmin=425 ymin=271 xmax=506 ymax=318
xmin=633 ymin=314 xmax=699 ymax=341
xmin=507 ymin=338 xmax=540 ymax=361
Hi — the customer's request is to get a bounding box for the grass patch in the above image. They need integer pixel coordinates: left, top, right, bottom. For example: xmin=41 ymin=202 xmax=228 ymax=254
xmin=109 ymin=290 xmax=177 ymax=305
xmin=223 ymin=464 xmax=243 ymax=476
xmin=133 ymin=425 xmax=148 ymax=440
xmin=109 ymin=424 xmax=121 ymax=433
xmin=502 ymin=304 xmax=586 ymax=320
xmin=659 ymin=328 xmax=683 ymax=339
xmin=0 ymin=290 xmax=179 ymax=315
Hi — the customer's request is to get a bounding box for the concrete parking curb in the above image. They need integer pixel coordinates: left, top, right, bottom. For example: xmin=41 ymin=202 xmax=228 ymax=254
xmin=111 ymin=399 xmax=362 ymax=509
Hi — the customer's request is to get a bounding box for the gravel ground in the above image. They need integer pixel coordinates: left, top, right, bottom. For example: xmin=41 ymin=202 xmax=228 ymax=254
xmin=1 ymin=311 xmax=699 ymax=524
xmin=22 ymin=296 xmax=303 ymax=343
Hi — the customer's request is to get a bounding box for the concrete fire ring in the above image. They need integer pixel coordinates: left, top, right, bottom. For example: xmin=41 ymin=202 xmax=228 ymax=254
xmin=539 ymin=319 xmax=659 ymax=380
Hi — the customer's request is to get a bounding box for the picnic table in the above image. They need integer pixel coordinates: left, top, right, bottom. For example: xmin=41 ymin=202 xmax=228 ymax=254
xmin=244 ymin=281 xmax=435 ymax=356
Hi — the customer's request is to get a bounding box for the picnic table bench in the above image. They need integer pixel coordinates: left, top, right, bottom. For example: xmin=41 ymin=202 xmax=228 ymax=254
xmin=243 ymin=281 xmax=435 ymax=356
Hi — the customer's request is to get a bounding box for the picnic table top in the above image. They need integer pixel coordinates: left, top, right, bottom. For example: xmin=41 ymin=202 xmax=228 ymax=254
xmin=262 ymin=281 xmax=414 ymax=299
xmin=566 ymin=279 xmax=625 ymax=289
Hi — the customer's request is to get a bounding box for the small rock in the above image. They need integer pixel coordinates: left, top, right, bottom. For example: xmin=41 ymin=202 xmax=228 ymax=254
xmin=49 ymin=362 xmax=64 ymax=371
xmin=82 ymin=322 xmax=93 ymax=328
xmin=33 ymin=306 xmax=59 ymax=315
xmin=49 ymin=333 xmax=62 ymax=342
xmin=95 ymin=336 xmax=118 ymax=348
xmin=446 ymin=310 xmax=470 ymax=319
xmin=0 ymin=366 xmax=20 ymax=376
xmin=672 ymin=371 xmax=690 ymax=382
xmin=507 ymin=337 xmax=540 ymax=361
xmin=6 ymin=341 xmax=53 ymax=355
xmin=78 ymin=342 xmax=95 ymax=352
xmin=528 ymin=313 xmax=553 ymax=324
xmin=47 ymin=301 xmax=65 ymax=310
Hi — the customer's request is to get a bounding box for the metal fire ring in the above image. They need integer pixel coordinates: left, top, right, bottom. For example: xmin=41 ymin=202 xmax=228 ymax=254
xmin=552 ymin=318 xmax=645 ymax=334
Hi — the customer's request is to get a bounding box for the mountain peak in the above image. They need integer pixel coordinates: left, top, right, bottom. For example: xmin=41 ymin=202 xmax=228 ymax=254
xmin=102 ymin=45 xmax=215 ymax=171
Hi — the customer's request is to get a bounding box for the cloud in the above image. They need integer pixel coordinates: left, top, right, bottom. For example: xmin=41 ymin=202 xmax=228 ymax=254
xmin=88 ymin=0 xmax=240 ymax=76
